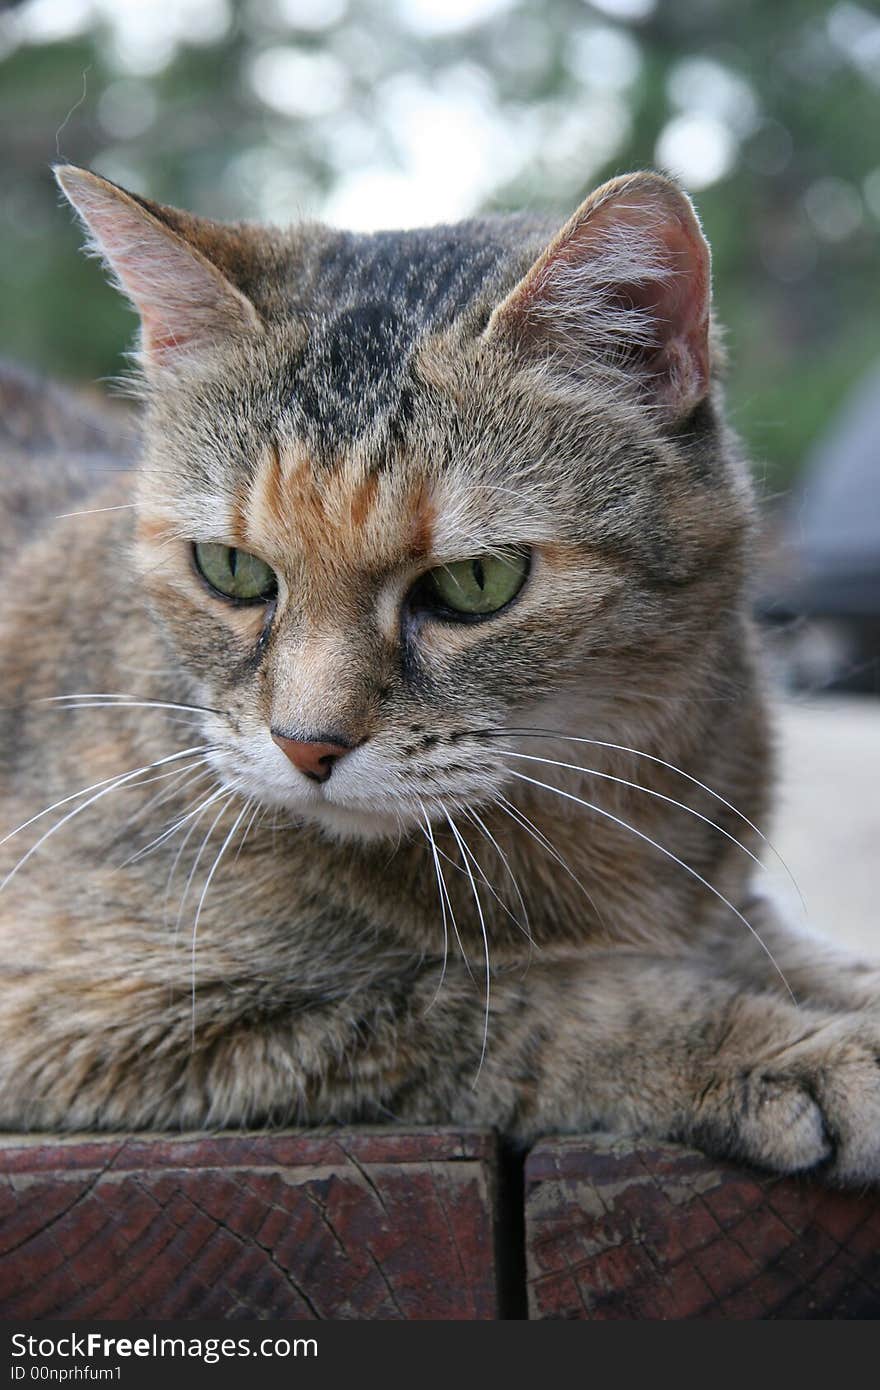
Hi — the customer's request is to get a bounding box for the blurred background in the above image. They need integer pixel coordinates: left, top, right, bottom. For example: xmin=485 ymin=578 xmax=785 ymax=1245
xmin=0 ymin=0 xmax=877 ymax=938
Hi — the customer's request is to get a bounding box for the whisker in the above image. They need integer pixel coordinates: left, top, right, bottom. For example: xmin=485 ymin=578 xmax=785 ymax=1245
xmin=137 ymin=761 xmax=215 ymax=820
xmin=433 ymin=822 xmax=522 ymax=934
xmin=162 ymin=789 xmax=225 ymax=931
xmin=443 ymin=810 xmax=491 ymax=1085
xmin=190 ymin=797 xmax=250 ymax=1045
xmin=0 ymin=745 xmax=215 ymax=890
xmin=0 ymin=744 xmax=213 ymax=850
xmin=429 ymin=832 xmax=524 ymax=944
xmin=462 ymin=804 xmax=535 ymax=958
xmin=486 ymin=726 xmax=806 ymax=916
xmin=233 ymin=799 xmax=262 ymax=862
xmin=425 ymin=807 xmax=476 ymax=989
xmin=37 ymin=693 xmax=222 ymax=717
xmin=45 ymin=704 xmax=203 ymax=729
xmin=54 ymin=504 xmax=136 ymax=519
xmin=504 ymin=766 xmax=796 ymax=1003
xmin=493 ymin=747 xmax=766 ymax=876
xmin=493 ymin=792 xmax=606 ymax=927
xmin=444 ymin=805 xmax=534 ymax=948
xmin=173 ymin=793 xmax=235 ymax=950
xmin=417 ymin=802 xmax=451 ymax=1013
xmin=112 ymin=759 xmax=214 ymax=846
xmin=119 ymin=779 xmax=226 ymax=869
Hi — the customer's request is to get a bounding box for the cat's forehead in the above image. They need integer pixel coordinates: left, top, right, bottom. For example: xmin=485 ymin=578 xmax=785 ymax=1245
xmin=298 ymin=222 xmax=532 ymax=327
xmin=279 ymin=223 xmax=540 ymax=446
xmin=235 ymin=438 xmax=443 ymax=577
xmin=215 ymin=431 xmax=544 ymax=587
xmin=288 ymin=301 xmax=417 ymax=446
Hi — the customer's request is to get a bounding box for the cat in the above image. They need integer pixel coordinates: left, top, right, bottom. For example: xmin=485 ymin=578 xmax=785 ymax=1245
xmin=0 ymin=164 xmax=878 ymax=1185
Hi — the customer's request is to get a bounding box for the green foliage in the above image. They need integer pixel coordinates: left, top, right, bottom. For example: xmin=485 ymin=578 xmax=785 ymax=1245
xmin=1 ymin=0 xmax=878 ymax=487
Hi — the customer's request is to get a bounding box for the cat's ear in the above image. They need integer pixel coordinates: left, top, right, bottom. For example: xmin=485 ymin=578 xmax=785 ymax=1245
xmin=54 ymin=165 xmax=262 ymax=367
xmin=485 ymin=172 xmax=711 ymax=419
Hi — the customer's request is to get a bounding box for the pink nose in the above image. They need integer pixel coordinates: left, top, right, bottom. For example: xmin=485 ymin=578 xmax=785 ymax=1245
xmin=271 ymin=733 xmax=352 ymax=783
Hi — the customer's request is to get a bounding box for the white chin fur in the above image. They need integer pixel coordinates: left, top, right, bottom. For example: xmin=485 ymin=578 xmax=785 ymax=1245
xmin=206 ymin=743 xmax=503 ymax=844
xmin=297 ymin=800 xmax=411 ymax=843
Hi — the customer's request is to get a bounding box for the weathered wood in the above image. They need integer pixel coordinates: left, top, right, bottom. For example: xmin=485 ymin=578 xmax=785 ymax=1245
xmin=0 ymin=1128 xmax=501 ymax=1319
xmin=525 ymin=1134 xmax=880 ymax=1319
xmin=9 ymin=1126 xmax=878 ymax=1320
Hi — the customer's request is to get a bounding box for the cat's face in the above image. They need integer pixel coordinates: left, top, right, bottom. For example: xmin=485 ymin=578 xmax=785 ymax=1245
xmin=59 ymin=167 xmax=749 ymax=840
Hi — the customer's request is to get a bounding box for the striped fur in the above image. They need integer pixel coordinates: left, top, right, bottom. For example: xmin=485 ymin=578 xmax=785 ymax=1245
xmin=0 ymin=170 xmax=878 ymax=1186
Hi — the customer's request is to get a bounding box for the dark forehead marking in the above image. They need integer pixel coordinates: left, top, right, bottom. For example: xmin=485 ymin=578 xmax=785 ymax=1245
xmin=286 ymin=220 xmax=545 ymax=457
xmin=294 ymin=302 xmax=405 ymax=440
xmin=314 ymin=224 xmax=519 ymax=318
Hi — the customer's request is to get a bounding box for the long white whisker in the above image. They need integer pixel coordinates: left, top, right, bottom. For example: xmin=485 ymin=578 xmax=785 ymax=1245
xmin=442 ymin=804 xmax=531 ymax=948
xmin=431 ymin=834 xmax=525 ymax=938
xmin=505 ymin=767 xmax=796 ymax=1003
xmin=494 ymin=747 xmax=765 ymax=875
xmin=120 ymin=779 xmax=226 ymax=869
xmin=54 ymin=504 xmax=136 ymax=519
xmin=37 ymin=694 xmax=219 ymax=716
xmin=489 ymin=727 xmax=806 ymax=916
xmin=113 ymin=760 xmax=213 ymax=840
xmin=47 ymin=704 xmax=200 ymax=719
xmin=0 ymin=744 xmax=214 ymax=851
xmin=494 ymin=793 xmax=597 ymax=909
xmin=417 ymin=801 xmax=450 ymax=1013
xmin=103 ymin=762 xmax=214 ymax=875
xmin=443 ymin=810 xmax=491 ymax=1085
xmin=190 ymin=797 xmax=250 ymax=1045
xmin=428 ymin=814 xmax=476 ymax=988
xmin=0 ymin=746 xmax=214 ymax=890
xmin=162 ymin=790 xmax=224 ymax=930
xmin=45 ymin=703 xmax=203 ymax=729
xmin=421 ymin=794 xmax=534 ymax=942
xmin=145 ymin=760 xmax=214 ymax=814
xmin=233 ymin=798 xmax=262 ymax=863
xmin=462 ymin=804 xmax=535 ymax=958
xmin=174 ymin=794 xmax=234 ymax=948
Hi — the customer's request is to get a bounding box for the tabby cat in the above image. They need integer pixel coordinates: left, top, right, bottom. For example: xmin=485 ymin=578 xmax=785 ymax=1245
xmin=1 ymin=165 xmax=878 ymax=1184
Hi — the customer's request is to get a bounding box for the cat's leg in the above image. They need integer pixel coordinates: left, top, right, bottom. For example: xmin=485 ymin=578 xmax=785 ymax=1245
xmin=699 ymin=892 xmax=880 ymax=1012
xmin=428 ymin=951 xmax=880 ymax=1184
xmin=5 ymin=941 xmax=880 ymax=1188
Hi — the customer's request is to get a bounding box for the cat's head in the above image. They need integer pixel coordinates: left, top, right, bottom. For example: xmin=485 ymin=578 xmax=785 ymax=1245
xmin=57 ymin=165 xmax=751 ymax=841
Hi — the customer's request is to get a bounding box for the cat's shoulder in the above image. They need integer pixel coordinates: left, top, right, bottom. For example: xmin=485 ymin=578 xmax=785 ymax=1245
xmin=0 ymin=360 xmax=136 ymax=559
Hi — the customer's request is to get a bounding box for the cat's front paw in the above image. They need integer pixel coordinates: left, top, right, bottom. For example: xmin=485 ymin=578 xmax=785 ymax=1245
xmin=694 ymin=1015 xmax=880 ymax=1184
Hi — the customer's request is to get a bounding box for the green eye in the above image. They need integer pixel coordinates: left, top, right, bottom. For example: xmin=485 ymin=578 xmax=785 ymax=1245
xmin=193 ymin=543 xmax=277 ymax=602
xmin=425 ymin=548 xmax=529 ymax=617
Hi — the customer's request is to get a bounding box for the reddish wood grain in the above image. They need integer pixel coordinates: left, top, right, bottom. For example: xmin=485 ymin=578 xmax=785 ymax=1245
xmin=0 ymin=1129 xmax=500 ymax=1320
xmin=8 ymin=1127 xmax=878 ymax=1320
xmin=525 ymin=1134 xmax=880 ymax=1319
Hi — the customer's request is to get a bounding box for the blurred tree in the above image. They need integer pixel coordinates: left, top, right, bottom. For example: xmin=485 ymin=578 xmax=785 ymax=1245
xmin=0 ymin=0 xmax=877 ymax=487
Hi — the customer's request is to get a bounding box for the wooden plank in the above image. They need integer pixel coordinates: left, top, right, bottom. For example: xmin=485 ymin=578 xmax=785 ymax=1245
xmin=0 ymin=1128 xmax=501 ymax=1320
xmin=524 ymin=1134 xmax=880 ymax=1319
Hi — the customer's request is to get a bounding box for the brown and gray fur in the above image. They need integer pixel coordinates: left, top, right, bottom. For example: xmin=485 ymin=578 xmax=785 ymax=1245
xmin=1 ymin=167 xmax=879 ymax=1184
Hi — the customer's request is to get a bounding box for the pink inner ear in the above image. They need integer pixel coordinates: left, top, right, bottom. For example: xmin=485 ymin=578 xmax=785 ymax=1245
xmin=491 ymin=175 xmax=712 ymax=418
xmin=143 ymin=323 xmax=190 ymax=356
xmin=566 ymin=191 xmax=710 ymax=408
xmin=56 ymin=166 xmax=261 ymax=366
xmin=623 ymin=216 xmax=709 ymax=409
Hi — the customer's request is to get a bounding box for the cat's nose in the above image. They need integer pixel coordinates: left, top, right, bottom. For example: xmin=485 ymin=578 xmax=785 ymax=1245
xmin=271 ymin=731 xmax=353 ymax=783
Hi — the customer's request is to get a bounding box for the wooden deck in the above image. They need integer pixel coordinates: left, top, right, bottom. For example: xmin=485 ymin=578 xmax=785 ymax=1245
xmin=2 ymin=1129 xmax=878 ymax=1319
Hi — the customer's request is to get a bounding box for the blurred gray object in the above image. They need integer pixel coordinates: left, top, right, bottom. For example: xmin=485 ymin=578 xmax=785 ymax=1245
xmin=786 ymin=360 xmax=880 ymax=617
xmin=765 ymin=360 xmax=880 ymax=694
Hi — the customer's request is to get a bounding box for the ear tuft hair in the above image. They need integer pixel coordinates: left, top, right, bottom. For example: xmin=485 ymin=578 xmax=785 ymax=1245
xmin=485 ymin=172 xmax=712 ymax=419
xmin=55 ymin=165 xmax=263 ymax=369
